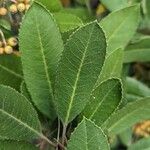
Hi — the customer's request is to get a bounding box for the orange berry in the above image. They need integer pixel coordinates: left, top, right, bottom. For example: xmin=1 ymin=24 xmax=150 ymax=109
xmin=0 ymin=48 xmax=4 ymax=54
xmin=9 ymin=4 xmax=18 ymax=13
xmin=17 ymin=3 xmax=26 ymax=12
xmin=7 ymin=37 xmax=18 ymax=47
xmin=0 ymin=7 xmax=7 ymax=16
xmin=4 ymin=46 xmax=13 ymax=54
xmin=25 ymin=0 xmax=30 ymax=4
xmin=17 ymin=0 xmax=25 ymax=2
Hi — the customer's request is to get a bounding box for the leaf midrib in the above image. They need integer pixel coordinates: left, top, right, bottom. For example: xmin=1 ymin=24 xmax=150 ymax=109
xmin=89 ymin=83 xmax=118 ymax=120
xmin=35 ymin=14 xmax=54 ymax=101
xmin=0 ymin=109 xmax=42 ymax=138
xmin=65 ymin=24 xmax=95 ymax=124
xmin=0 ymin=64 xmax=23 ymax=79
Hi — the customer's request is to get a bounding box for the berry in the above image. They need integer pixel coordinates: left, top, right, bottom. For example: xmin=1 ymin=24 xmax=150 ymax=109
xmin=4 ymin=46 xmax=13 ymax=54
xmin=25 ymin=4 xmax=30 ymax=10
xmin=0 ymin=48 xmax=4 ymax=54
xmin=9 ymin=4 xmax=18 ymax=13
xmin=0 ymin=7 xmax=7 ymax=16
xmin=25 ymin=0 xmax=30 ymax=4
xmin=17 ymin=3 xmax=26 ymax=12
xmin=7 ymin=37 xmax=18 ymax=47
xmin=17 ymin=0 xmax=25 ymax=2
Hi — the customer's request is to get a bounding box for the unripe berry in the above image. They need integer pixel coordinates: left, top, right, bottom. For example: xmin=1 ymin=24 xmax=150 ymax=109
xmin=0 ymin=7 xmax=7 ymax=16
xmin=9 ymin=4 xmax=18 ymax=13
xmin=7 ymin=37 xmax=18 ymax=47
xmin=4 ymin=46 xmax=13 ymax=54
xmin=17 ymin=3 xmax=26 ymax=12
xmin=0 ymin=48 xmax=4 ymax=54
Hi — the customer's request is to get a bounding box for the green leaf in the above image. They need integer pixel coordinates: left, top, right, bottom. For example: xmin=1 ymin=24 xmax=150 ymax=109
xmin=84 ymin=78 xmax=122 ymax=126
xmin=19 ymin=2 xmax=64 ymax=119
xmin=55 ymin=22 xmax=106 ymax=124
xmin=0 ymin=55 xmax=23 ymax=91
xmin=124 ymin=37 xmax=150 ymax=63
xmin=67 ymin=118 xmax=110 ymax=150
xmin=95 ymin=48 xmax=123 ymax=85
xmin=0 ymin=85 xmax=41 ymax=140
xmin=126 ymin=77 xmax=150 ymax=98
xmin=100 ymin=5 xmax=140 ymax=53
xmin=20 ymin=81 xmax=31 ymax=101
xmin=100 ymin=0 xmax=129 ymax=11
xmin=36 ymin=0 xmax=62 ymax=12
xmin=128 ymin=137 xmax=150 ymax=150
xmin=0 ymin=141 xmax=39 ymax=150
xmin=60 ymin=8 xmax=94 ymax=22
xmin=53 ymin=13 xmax=83 ymax=33
xmin=103 ymin=97 xmax=150 ymax=135
xmin=0 ymin=19 xmax=11 ymax=31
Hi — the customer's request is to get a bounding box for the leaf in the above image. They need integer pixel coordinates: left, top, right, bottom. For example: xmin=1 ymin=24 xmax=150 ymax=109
xmin=103 ymin=97 xmax=150 ymax=135
xmin=60 ymin=8 xmax=94 ymax=22
xmin=19 ymin=2 xmax=64 ymax=119
xmin=53 ymin=13 xmax=83 ymax=33
xmin=126 ymin=77 xmax=150 ymax=98
xmin=100 ymin=0 xmax=129 ymax=11
xmin=55 ymin=22 xmax=106 ymax=124
xmin=0 ymin=55 xmax=23 ymax=91
xmin=0 ymin=141 xmax=39 ymax=150
xmin=124 ymin=37 xmax=150 ymax=63
xmin=95 ymin=48 xmax=123 ymax=85
xmin=100 ymin=5 xmax=140 ymax=53
xmin=0 ymin=85 xmax=41 ymax=140
xmin=20 ymin=81 xmax=31 ymax=101
xmin=84 ymin=78 xmax=122 ymax=127
xmin=67 ymin=118 xmax=110 ymax=150
xmin=128 ymin=137 xmax=150 ymax=150
xmin=36 ymin=0 xmax=62 ymax=12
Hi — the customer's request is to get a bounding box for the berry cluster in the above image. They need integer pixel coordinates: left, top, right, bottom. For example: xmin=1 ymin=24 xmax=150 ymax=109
xmin=133 ymin=120 xmax=150 ymax=138
xmin=0 ymin=0 xmax=30 ymax=16
xmin=0 ymin=37 xmax=17 ymax=55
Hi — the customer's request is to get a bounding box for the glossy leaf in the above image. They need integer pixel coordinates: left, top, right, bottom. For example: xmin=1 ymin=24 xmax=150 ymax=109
xmin=0 ymin=55 xmax=23 ymax=91
xmin=67 ymin=118 xmax=110 ymax=150
xmin=53 ymin=13 xmax=83 ymax=33
xmin=103 ymin=97 xmax=150 ymax=135
xmin=96 ymin=48 xmax=123 ymax=85
xmin=0 ymin=85 xmax=41 ymax=140
xmin=36 ymin=0 xmax=62 ymax=12
xmin=0 ymin=141 xmax=39 ymax=150
xmin=100 ymin=5 xmax=140 ymax=53
xmin=19 ymin=2 xmax=64 ymax=119
xmin=128 ymin=137 xmax=150 ymax=150
xmin=84 ymin=78 xmax=122 ymax=126
xmin=55 ymin=22 xmax=106 ymax=124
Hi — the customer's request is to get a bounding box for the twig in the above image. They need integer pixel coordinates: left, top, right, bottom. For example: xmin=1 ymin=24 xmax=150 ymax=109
xmin=56 ymin=119 xmax=60 ymax=150
xmin=62 ymin=124 xmax=67 ymax=147
xmin=54 ymin=138 xmax=65 ymax=150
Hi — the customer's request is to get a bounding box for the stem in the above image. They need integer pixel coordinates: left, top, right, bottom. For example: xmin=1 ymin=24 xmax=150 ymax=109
xmin=0 ymin=29 xmax=6 ymax=46
xmin=62 ymin=124 xmax=67 ymax=147
xmin=40 ymin=134 xmax=56 ymax=148
xmin=56 ymin=119 xmax=60 ymax=150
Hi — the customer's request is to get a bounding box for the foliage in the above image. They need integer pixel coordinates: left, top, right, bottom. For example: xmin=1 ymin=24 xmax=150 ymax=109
xmin=0 ymin=0 xmax=150 ymax=149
